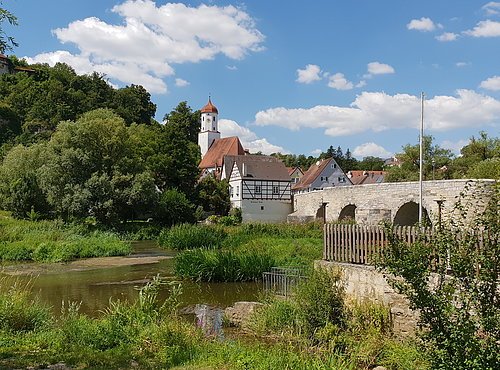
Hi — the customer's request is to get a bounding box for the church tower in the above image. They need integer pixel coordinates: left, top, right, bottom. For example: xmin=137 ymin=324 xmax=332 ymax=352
xmin=198 ymin=97 xmax=220 ymax=157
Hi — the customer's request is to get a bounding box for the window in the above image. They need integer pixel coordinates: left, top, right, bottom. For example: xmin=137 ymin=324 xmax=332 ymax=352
xmin=331 ymin=163 xmax=337 ymax=169
xmin=338 ymin=177 xmax=345 ymax=183
xmin=255 ymin=185 xmax=262 ymax=194
xmin=261 ymin=206 xmax=264 ymax=211
xmin=236 ymin=186 xmax=239 ymax=197
xmin=272 ymin=185 xmax=279 ymax=195
xmin=230 ymin=186 xmax=234 ymax=198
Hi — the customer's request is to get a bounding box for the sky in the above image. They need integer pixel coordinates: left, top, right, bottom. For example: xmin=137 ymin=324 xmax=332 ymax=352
xmin=4 ymin=0 xmax=500 ymax=158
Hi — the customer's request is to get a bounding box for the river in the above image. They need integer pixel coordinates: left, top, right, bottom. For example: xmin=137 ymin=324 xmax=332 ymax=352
xmin=0 ymin=241 xmax=261 ymax=316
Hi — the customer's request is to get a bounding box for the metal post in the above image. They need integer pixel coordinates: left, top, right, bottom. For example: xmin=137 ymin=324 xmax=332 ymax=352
xmin=419 ymin=92 xmax=424 ymax=224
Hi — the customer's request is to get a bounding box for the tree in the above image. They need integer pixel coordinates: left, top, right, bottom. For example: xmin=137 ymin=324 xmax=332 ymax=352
xmin=358 ymin=156 xmax=385 ymax=171
xmin=0 ymin=102 xmax=21 ymax=145
xmin=386 ymin=136 xmax=454 ymax=182
xmin=452 ymin=132 xmax=500 ymax=178
xmin=113 ymin=84 xmax=157 ymax=125
xmin=377 ymin=184 xmax=499 ymax=369
xmin=196 ymin=175 xmax=230 ymax=216
xmin=155 ymin=188 xmax=195 ymax=226
xmin=163 ymin=101 xmax=200 ymax=144
xmin=0 ymin=5 xmax=18 ymax=53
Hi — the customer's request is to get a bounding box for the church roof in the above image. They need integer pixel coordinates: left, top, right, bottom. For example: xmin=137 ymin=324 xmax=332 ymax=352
xmin=200 ymin=98 xmax=218 ymax=114
xmin=199 ymin=136 xmax=245 ymax=169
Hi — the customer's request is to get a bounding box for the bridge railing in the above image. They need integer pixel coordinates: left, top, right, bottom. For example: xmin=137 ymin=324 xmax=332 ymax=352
xmin=323 ymin=224 xmax=432 ymax=265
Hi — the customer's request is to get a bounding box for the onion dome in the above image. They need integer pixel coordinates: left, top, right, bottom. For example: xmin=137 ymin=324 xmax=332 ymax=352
xmin=201 ymin=98 xmax=218 ymax=114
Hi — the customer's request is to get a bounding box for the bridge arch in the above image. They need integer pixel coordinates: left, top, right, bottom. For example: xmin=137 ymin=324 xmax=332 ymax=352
xmin=338 ymin=204 xmax=356 ymax=222
xmin=393 ymin=201 xmax=431 ymax=226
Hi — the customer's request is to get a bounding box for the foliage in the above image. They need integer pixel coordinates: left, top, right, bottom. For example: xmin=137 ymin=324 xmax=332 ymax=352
xmin=0 ymin=4 xmax=17 ymax=53
xmin=376 ymin=182 xmax=500 ymax=369
xmin=158 ymin=223 xmax=227 ymax=250
xmin=386 ymin=135 xmax=454 ymax=182
xmin=0 ymin=279 xmax=52 ymax=332
xmin=195 ymin=175 xmax=230 ymax=217
xmin=163 ymin=101 xmax=200 ymax=144
xmin=0 ymin=211 xmax=130 ymax=262
xmin=453 ymin=131 xmax=500 ymax=178
xmin=155 ymin=189 xmax=195 ymax=226
xmin=174 ymin=248 xmax=275 ymax=282
xmin=467 ymin=157 xmax=500 ymax=179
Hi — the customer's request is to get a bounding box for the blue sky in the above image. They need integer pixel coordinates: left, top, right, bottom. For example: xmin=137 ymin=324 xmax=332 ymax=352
xmin=5 ymin=0 xmax=500 ymax=158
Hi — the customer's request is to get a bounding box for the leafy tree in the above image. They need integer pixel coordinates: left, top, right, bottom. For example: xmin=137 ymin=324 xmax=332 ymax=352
xmin=358 ymin=156 xmax=385 ymax=171
xmin=0 ymin=143 xmax=49 ymax=216
xmin=155 ymin=188 xmax=195 ymax=226
xmin=386 ymin=136 xmax=454 ymax=182
xmin=196 ymin=175 xmax=230 ymax=216
xmin=113 ymin=84 xmax=157 ymax=125
xmin=163 ymin=101 xmax=200 ymax=144
xmin=467 ymin=157 xmax=500 ymax=179
xmin=452 ymin=132 xmax=500 ymax=178
xmin=377 ymin=183 xmax=499 ymax=369
xmin=0 ymin=4 xmax=17 ymax=53
xmin=0 ymin=102 xmax=21 ymax=145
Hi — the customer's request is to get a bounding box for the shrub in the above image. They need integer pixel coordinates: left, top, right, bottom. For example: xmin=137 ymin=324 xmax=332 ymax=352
xmin=158 ymin=223 xmax=227 ymax=250
xmin=294 ymin=267 xmax=346 ymax=335
xmin=174 ymin=249 xmax=275 ymax=282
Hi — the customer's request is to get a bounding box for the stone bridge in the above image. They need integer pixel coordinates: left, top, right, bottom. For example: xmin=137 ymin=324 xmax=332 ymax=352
xmin=288 ymin=179 xmax=496 ymax=226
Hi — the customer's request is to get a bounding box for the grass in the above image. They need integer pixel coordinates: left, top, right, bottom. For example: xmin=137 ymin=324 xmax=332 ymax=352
xmin=0 ymin=211 xmax=131 ymax=262
xmin=160 ymin=222 xmax=323 ymax=282
xmin=0 ymin=275 xmax=428 ymax=370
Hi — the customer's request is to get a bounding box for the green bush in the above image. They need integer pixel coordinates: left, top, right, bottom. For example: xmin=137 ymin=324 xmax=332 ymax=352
xmin=175 ymin=249 xmax=275 ymax=282
xmin=158 ymin=223 xmax=227 ymax=250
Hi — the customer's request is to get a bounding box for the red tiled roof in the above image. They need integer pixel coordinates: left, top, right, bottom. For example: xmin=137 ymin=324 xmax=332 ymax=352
xmin=200 ymin=98 xmax=218 ymax=114
xmin=199 ymin=136 xmax=245 ymax=169
xmin=348 ymin=170 xmax=387 ymax=185
xmin=292 ymin=158 xmax=332 ymax=190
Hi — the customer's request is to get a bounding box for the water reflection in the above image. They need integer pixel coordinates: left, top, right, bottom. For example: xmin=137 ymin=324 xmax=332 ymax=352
xmin=1 ymin=241 xmax=261 ymax=316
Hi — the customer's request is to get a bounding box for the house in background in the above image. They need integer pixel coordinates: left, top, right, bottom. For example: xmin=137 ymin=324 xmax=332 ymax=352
xmin=221 ymin=155 xmax=292 ymax=223
xmin=0 ymin=54 xmax=35 ymax=75
xmin=347 ymin=170 xmax=386 ymax=185
xmin=287 ymin=166 xmax=304 ymax=185
xmin=292 ymin=157 xmax=352 ymax=194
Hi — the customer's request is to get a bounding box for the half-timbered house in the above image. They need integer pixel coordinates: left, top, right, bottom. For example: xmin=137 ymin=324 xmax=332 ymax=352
xmin=222 ymin=155 xmax=292 ymax=222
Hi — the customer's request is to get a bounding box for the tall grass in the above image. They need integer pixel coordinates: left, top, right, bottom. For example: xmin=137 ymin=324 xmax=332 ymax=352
xmin=175 ymin=249 xmax=275 ymax=282
xmin=0 ymin=212 xmax=131 ymax=262
xmin=158 ymin=223 xmax=227 ymax=250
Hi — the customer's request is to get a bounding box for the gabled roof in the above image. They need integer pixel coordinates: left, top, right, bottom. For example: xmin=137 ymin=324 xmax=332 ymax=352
xmin=347 ymin=170 xmax=386 ymax=185
xmin=287 ymin=166 xmax=304 ymax=176
xmin=225 ymin=155 xmax=291 ymax=181
xmin=199 ymin=136 xmax=245 ymax=169
xmin=292 ymin=158 xmax=332 ymax=190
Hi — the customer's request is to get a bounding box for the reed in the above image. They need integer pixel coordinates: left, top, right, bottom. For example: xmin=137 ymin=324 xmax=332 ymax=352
xmin=158 ymin=223 xmax=227 ymax=250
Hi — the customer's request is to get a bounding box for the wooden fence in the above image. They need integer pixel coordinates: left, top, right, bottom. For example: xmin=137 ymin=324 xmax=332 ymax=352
xmin=323 ymin=224 xmax=432 ymax=265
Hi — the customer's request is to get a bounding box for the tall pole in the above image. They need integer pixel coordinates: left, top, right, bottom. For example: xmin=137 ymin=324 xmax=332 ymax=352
xmin=419 ymin=92 xmax=424 ymax=224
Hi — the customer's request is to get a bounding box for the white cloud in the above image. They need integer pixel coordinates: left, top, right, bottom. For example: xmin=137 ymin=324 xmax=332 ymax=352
xmin=26 ymin=0 xmax=264 ymax=94
xmin=327 ymin=73 xmax=354 ymax=90
xmin=480 ymin=75 xmax=500 ymax=90
xmin=407 ymin=17 xmax=438 ymax=32
xmin=353 ymin=143 xmax=392 ymax=159
xmin=296 ymin=64 xmax=322 ymax=84
xmin=219 ymin=119 xmax=287 ymax=154
xmin=311 ymin=149 xmax=323 ymax=156
xmin=436 ymin=32 xmax=458 ymax=41
xmin=456 ymin=61 xmax=470 ymax=67
xmin=226 ymin=65 xmax=238 ymax=70
xmin=175 ymin=78 xmax=189 ymax=87
xmin=441 ymin=139 xmax=468 ymax=155
xmin=483 ymin=2 xmax=500 ymax=16
xmin=356 ymin=80 xmax=367 ymax=88
xmin=255 ymin=90 xmax=500 ymax=136
xmin=366 ymin=62 xmax=395 ymax=77
xmin=464 ymin=20 xmax=500 ymax=37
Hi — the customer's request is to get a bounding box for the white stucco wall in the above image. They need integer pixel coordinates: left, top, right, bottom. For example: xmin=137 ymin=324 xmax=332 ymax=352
xmin=240 ymin=200 xmax=292 ymax=223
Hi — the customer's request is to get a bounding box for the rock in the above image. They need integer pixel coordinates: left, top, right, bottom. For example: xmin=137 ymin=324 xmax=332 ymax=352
xmin=224 ymin=301 xmax=264 ymax=328
xmin=372 ymin=366 xmax=388 ymax=370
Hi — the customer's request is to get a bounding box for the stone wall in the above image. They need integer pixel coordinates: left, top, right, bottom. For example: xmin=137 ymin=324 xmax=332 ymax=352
xmin=289 ymin=179 xmax=496 ymax=225
xmin=316 ymin=260 xmax=418 ymax=336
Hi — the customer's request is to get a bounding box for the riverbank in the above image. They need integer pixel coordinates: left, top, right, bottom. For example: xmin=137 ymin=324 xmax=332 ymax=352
xmin=0 ymin=211 xmax=131 ymax=262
